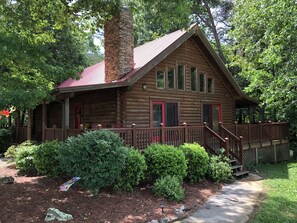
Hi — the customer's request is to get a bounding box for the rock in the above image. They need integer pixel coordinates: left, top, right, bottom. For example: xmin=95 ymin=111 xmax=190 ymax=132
xmin=148 ymin=220 xmax=159 ymax=223
xmin=160 ymin=218 xmax=170 ymax=223
xmin=175 ymin=205 xmax=185 ymax=215
xmin=45 ymin=208 xmax=73 ymax=222
xmin=0 ymin=176 xmax=14 ymax=185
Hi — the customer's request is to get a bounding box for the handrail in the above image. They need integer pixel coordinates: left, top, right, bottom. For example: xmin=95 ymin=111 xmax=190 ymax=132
xmin=203 ymin=123 xmax=229 ymax=156
xmin=219 ymin=123 xmax=243 ymax=164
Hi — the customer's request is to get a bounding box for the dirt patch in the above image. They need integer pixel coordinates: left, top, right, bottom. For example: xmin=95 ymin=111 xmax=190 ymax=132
xmin=0 ymin=163 xmax=221 ymax=223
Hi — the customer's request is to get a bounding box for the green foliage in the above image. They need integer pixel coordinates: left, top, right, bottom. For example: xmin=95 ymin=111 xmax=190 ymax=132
xmin=180 ymin=143 xmax=209 ymax=182
xmin=208 ymin=155 xmax=232 ymax=182
xmin=15 ymin=141 xmax=38 ymax=175
xmin=113 ymin=148 xmax=147 ymax=192
xmin=33 ymin=140 xmax=62 ymax=178
xmin=59 ymin=130 xmax=128 ymax=194
xmin=144 ymin=144 xmax=187 ymax=180
xmin=4 ymin=145 xmax=17 ymax=159
xmin=0 ymin=128 xmax=12 ymax=153
xmin=153 ymin=175 xmax=185 ymax=202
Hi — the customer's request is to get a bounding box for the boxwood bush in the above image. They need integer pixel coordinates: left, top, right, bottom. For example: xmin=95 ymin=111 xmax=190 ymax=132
xmin=144 ymin=144 xmax=187 ymax=180
xmin=59 ymin=130 xmax=128 ymax=194
xmin=180 ymin=143 xmax=209 ymax=182
xmin=15 ymin=141 xmax=38 ymax=175
xmin=113 ymin=148 xmax=147 ymax=192
xmin=34 ymin=140 xmax=62 ymax=178
xmin=208 ymin=155 xmax=232 ymax=182
xmin=153 ymin=175 xmax=185 ymax=201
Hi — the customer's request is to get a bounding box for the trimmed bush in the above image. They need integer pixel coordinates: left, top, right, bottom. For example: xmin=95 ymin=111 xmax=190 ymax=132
xmin=34 ymin=140 xmax=62 ymax=178
xmin=59 ymin=130 xmax=128 ymax=194
xmin=144 ymin=144 xmax=187 ymax=180
xmin=208 ymin=155 xmax=232 ymax=182
xmin=15 ymin=141 xmax=38 ymax=175
xmin=153 ymin=175 xmax=185 ymax=201
xmin=0 ymin=128 xmax=12 ymax=153
xmin=114 ymin=148 xmax=147 ymax=192
xmin=180 ymin=143 xmax=209 ymax=182
xmin=4 ymin=145 xmax=17 ymax=159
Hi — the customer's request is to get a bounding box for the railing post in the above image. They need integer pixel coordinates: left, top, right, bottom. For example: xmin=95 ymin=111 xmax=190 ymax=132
xmin=218 ymin=122 xmax=222 ymax=137
xmin=97 ymin=124 xmax=102 ymax=130
xmin=160 ymin=123 xmax=165 ymax=144
xmin=224 ymin=137 xmax=230 ymax=157
xmin=183 ymin=122 xmax=188 ymax=143
xmin=259 ymin=121 xmax=262 ymax=148
xmin=132 ymin=123 xmax=136 ymax=148
xmin=80 ymin=124 xmax=84 ymax=134
xmin=203 ymin=122 xmax=207 ymax=147
xmin=239 ymin=136 xmax=244 ymax=165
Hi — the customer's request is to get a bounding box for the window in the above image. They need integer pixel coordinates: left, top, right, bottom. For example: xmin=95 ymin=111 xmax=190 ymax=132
xmin=177 ymin=64 xmax=185 ymax=90
xmin=167 ymin=68 xmax=175 ymax=89
xmin=190 ymin=67 xmax=197 ymax=91
xmin=152 ymin=101 xmax=178 ymax=127
xmin=199 ymin=73 xmax=205 ymax=92
xmin=156 ymin=71 xmax=165 ymax=89
xmin=207 ymin=78 xmax=213 ymax=93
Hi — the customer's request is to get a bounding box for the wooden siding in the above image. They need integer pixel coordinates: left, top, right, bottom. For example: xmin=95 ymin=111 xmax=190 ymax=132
xmin=68 ymin=88 xmax=117 ymax=128
xmin=124 ymin=37 xmax=236 ymax=127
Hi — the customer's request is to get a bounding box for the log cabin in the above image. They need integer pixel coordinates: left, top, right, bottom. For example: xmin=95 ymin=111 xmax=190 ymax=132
xmin=26 ymin=8 xmax=289 ymax=166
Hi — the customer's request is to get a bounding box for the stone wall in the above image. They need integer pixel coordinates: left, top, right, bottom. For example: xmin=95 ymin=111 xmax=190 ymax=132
xmin=104 ymin=8 xmax=134 ymax=82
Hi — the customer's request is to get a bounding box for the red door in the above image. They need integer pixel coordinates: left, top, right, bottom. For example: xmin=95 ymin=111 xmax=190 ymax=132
xmin=74 ymin=104 xmax=81 ymax=129
xmin=203 ymin=104 xmax=222 ymax=131
xmin=152 ymin=102 xmax=165 ymax=142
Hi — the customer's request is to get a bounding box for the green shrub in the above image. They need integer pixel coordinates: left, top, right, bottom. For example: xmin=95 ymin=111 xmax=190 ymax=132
xmin=144 ymin=144 xmax=187 ymax=180
xmin=59 ymin=130 xmax=128 ymax=194
xmin=15 ymin=141 xmax=38 ymax=175
xmin=0 ymin=128 xmax=12 ymax=153
xmin=4 ymin=145 xmax=17 ymax=159
xmin=113 ymin=148 xmax=147 ymax=192
xmin=153 ymin=175 xmax=185 ymax=201
xmin=180 ymin=143 xmax=209 ymax=182
xmin=208 ymin=155 xmax=232 ymax=182
xmin=34 ymin=140 xmax=62 ymax=178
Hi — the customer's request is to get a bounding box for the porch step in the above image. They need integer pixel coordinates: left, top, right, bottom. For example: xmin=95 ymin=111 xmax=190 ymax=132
xmin=229 ymin=159 xmax=237 ymax=165
xmin=233 ymin=170 xmax=249 ymax=179
xmin=231 ymin=165 xmax=243 ymax=171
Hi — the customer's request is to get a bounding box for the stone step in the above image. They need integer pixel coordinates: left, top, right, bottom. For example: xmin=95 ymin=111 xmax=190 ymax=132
xmin=233 ymin=170 xmax=249 ymax=178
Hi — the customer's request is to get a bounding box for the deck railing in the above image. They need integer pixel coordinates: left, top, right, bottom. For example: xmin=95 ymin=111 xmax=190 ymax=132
xmin=16 ymin=122 xmax=289 ymax=165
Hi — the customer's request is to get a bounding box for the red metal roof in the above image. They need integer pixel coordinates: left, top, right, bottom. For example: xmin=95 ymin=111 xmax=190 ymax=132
xmin=58 ymin=28 xmax=189 ymax=89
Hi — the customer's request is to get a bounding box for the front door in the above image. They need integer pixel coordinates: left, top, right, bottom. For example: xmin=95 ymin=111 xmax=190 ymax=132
xmin=203 ymin=104 xmax=222 ymax=131
xmin=74 ymin=104 xmax=82 ymax=129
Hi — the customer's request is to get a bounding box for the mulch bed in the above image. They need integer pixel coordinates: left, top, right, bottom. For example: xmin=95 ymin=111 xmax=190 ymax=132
xmin=0 ymin=163 xmax=221 ymax=223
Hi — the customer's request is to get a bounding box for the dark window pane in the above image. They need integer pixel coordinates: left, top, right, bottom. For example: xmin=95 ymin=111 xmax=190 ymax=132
xmin=191 ymin=67 xmax=197 ymax=91
xmin=207 ymin=78 xmax=213 ymax=93
xmin=156 ymin=71 xmax=165 ymax=88
xmin=153 ymin=104 xmax=163 ymax=127
xmin=166 ymin=103 xmax=178 ymax=127
xmin=167 ymin=68 xmax=175 ymax=89
xmin=177 ymin=65 xmax=184 ymax=90
xmin=199 ymin=74 xmax=205 ymax=92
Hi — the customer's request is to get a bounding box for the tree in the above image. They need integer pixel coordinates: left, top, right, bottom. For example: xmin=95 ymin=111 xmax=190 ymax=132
xmin=230 ymin=0 xmax=297 ymax=130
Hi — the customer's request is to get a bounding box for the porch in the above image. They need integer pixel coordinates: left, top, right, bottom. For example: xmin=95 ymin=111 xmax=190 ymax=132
xmin=15 ymin=121 xmax=290 ymax=165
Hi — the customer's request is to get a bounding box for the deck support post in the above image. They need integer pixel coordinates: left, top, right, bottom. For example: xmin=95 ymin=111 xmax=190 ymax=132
xmin=224 ymin=137 xmax=229 ymax=157
xmin=273 ymin=144 xmax=277 ymax=163
xmin=239 ymin=136 xmax=244 ymax=165
xmin=259 ymin=121 xmax=263 ymax=148
xmin=160 ymin=123 xmax=165 ymax=144
xmin=248 ymin=122 xmax=251 ymax=150
xmin=255 ymin=147 xmax=259 ymax=165
xmin=269 ymin=121 xmax=273 ymax=146
xmin=27 ymin=109 xmax=32 ymax=140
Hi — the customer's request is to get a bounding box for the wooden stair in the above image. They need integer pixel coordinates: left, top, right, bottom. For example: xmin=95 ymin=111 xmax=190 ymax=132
xmin=229 ymin=159 xmax=249 ymax=179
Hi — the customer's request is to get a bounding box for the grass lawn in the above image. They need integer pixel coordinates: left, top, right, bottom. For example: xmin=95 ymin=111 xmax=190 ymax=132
xmin=251 ymin=161 xmax=297 ymax=223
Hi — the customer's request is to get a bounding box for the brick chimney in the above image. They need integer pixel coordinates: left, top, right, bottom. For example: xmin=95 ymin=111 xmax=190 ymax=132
xmin=104 ymin=8 xmax=134 ymax=82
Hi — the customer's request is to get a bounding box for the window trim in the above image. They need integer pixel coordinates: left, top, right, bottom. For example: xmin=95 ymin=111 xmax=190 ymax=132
xmin=177 ymin=64 xmax=185 ymax=91
xmin=156 ymin=70 xmax=165 ymax=89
